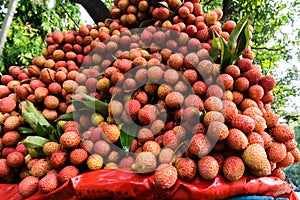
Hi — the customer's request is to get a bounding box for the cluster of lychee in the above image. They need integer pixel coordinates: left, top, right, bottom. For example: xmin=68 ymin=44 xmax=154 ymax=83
xmin=0 ymin=0 xmax=299 ymax=198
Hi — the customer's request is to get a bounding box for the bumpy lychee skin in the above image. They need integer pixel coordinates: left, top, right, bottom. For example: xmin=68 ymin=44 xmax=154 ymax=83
xmin=271 ymin=124 xmax=295 ymax=143
xmin=271 ymin=168 xmax=286 ymax=181
xmin=133 ymin=152 xmax=157 ymax=174
xmin=259 ymin=75 xmax=276 ymax=92
xmin=189 ymin=133 xmax=211 ymax=158
xmin=137 ymin=105 xmax=157 ymax=125
xmin=165 ymin=91 xmax=184 ymax=110
xmin=175 ymin=157 xmax=197 ymax=182
xmin=251 ymin=115 xmax=267 ymax=133
xmin=204 ymin=96 xmax=222 ymax=112
xmin=6 ymin=151 xmax=24 ymax=168
xmin=118 ymin=156 xmax=135 ymax=169
xmin=60 ymin=131 xmax=81 ymax=149
xmin=162 ymin=130 xmax=180 ymax=150
xmin=222 ymin=156 xmax=245 ymax=182
xmin=87 ymin=154 xmax=103 ymax=170
xmin=247 ymin=132 xmax=264 ymax=147
xmin=226 ymin=128 xmax=248 ymax=151
xmin=243 ymin=107 xmax=263 ymax=117
xmin=260 ymin=131 xmax=273 ymax=149
xmin=101 ymin=123 xmax=120 ymax=143
xmin=58 ymin=165 xmax=79 ymax=183
xmin=39 ymin=174 xmax=59 ymax=193
xmin=18 ymin=176 xmax=39 ymax=197
xmin=231 ymin=114 xmax=255 ymax=134
xmin=290 ymin=148 xmax=300 ymax=164
xmin=207 ymin=121 xmax=229 ymax=141
xmin=242 ymin=144 xmax=271 ymax=177
xmin=143 ymin=141 xmax=161 ymax=156
xmin=248 ymin=85 xmax=264 ymax=101
xmin=237 ymin=58 xmax=252 ymax=71
xmin=159 ymin=148 xmax=175 ymax=164
xmin=0 ymin=97 xmax=16 ymax=113
xmin=70 ymin=148 xmax=88 ymax=165
xmin=284 ymin=139 xmax=298 ymax=151
xmin=203 ymin=111 xmax=225 ymax=128
xmin=43 ymin=141 xmax=61 ymax=156
xmin=50 ymin=150 xmax=68 ymax=169
xmin=277 ymin=152 xmax=295 ymax=168
xmin=0 ymin=159 xmax=11 ymax=177
xmin=234 ymin=77 xmax=249 ymax=92
xmin=263 ymin=110 xmax=279 ymax=128
xmin=31 ymin=159 xmax=50 ymax=177
xmin=154 ymin=164 xmax=178 ymax=189
xmin=2 ymin=131 xmax=21 ymax=146
xmin=198 ymin=156 xmax=219 ymax=180
xmin=243 ymin=68 xmax=262 ymax=84
xmin=267 ymin=142 xmax=287 ymax=163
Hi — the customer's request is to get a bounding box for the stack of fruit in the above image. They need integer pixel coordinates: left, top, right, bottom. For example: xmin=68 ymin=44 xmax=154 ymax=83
xmin=0 ymin=0 xmax=299 ymax=198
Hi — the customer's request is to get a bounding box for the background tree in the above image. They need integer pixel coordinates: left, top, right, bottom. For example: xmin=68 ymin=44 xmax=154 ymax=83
xmin=0 ymin=0 xmax=81 ymax=73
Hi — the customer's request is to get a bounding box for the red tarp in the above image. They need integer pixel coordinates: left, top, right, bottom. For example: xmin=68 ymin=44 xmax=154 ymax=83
xmin=0 ymin=169 xmax=298 ymax=200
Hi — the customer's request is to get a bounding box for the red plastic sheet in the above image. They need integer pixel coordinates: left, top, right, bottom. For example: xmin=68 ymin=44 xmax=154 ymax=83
xmin=0 ymin=169 xmax=298 ymax=200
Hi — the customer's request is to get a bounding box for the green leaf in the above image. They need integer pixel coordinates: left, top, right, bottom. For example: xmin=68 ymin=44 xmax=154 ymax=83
xmin=158 ymin=1 xmax=170 ymax=9
xmin=21 ymin=136 xmax=50 ymax=149
xmin=82 ymin=94 xmax=109 ymax=116
xmin=54 ymin=112 xmax=75 ymax=122
xmin=232 ymin=20 xmax=250 ymax=62
xmin=209 ymin=32 xmax=219 ymax=62
xmin=120 ymin=124 xmax=137 ymax=154
xmin=227 ymin=16 xmax=249 ymax=50
xmin=139 ymin=19 xmax=156 ymax=28
xmin=18 ymin=127 xmax=35 ymax=134
xmin=219 ymin=36 xmax=233 ymax=72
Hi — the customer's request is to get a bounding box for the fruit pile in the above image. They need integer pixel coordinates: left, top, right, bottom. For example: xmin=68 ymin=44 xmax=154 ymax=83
xmin=0 ymin=0 xmax=299 ymax=198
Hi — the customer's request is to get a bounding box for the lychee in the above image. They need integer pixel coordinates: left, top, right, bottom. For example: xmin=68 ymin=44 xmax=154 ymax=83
xmin=175 ymin=157 xmax=197 ymax=181
xmin=198 ymin=156 xmax=219 ymax=180
xmin=267 ymin=142 xmax=287 ymax=163
xmin=60 ymin=131 xmax=81 ymax=149
xmin=231 ymin=114 xmax=255 ymax=133
xmin=189 ymin=133 xmax=211 ymax=157
xmin=271 ymin=124 xmax=295 ymax=143
xmin=222 ymin=156 xmax=245 ymax=182
xmin=154 ymin=164 xmax=178 ymax=189
xmin=18 ymin=176 xmax=39 ymax=197
xmin=58 ymin=165 xmax=79 ymax=183
xmin=87 ymin=154 xmax=103 ymax=170
xmin=39 ymin=173 xmax=59 ymax=193
xmin=70 ymin=148 xmax=88 ymax=165
xmin=133 ymin=152 xmax=157 ymax=174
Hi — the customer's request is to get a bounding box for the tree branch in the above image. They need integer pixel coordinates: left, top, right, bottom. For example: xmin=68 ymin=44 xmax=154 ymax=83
xmin=69 ymin=0 xmax=111 ymax=23
xmin=251 ymin=46 xmax=285 ymax=51
xmin=222 ymin=0 xmax=231 ymax=20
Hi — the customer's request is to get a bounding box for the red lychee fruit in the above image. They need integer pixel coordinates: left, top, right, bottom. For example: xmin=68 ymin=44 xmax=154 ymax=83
xmin=247 ymin=132 xmax=264 ymax=147
xmin=236 ymin=58 xmax=252 ymax=71
xmin=143 ymin=141 xmax=161 ymax=156
xmin=31 ymin=159 xmax=50 ymax=177
xmin=2 ymin=131 xmax=20 ymax=146
xmin=271 ymin=124 xmax=295 ymax=143
xmin=267 ymin=142 xmax=287 ymax=163
xmin=18 ymin=176 xmax=39 ymax=197
xmin=231 ymin=114 xmax=255 ymax=133
xmin=50 ymin=150 xmax=68 ymax=169
xmin=58 ymin=165 xmax=79 ymax=183
xmin=163 ymin=130 xmax=180 ymax=150
xmin=0 ymin=97 xmax=16 ymax=113
xmin=4 ymin=115 xmax=21 ymax=131
xmin=207 ymin=121 xmax=229 ymax=141
xmin=93 ymin=140 xmax=111 ymax=157
xmin=52 ymin=30 xmax=64 ymax=44
xmin=154 ymin=164 xmax=178 ymax=189
xmin=198 ymin=156 xmax=219 ymax=180
xmin=226 ymin=128 xmax=248 ymax=151
xmin=248 ymin=85 xmax=264 ymax=101
xmin=203 ymin=111 xmax=225 ymax=128
xmin=222 ymin=156 xmax=245 ymax=182
xmin=189 ymin=133 xmax=211 ymax=157
xmin=6 ymin=151 xmax=24 ymax=168
xmin=175 ymin=157 xmax=197 ymax=181
xmin=70 ymin=148 xmax=88 ymax=165
xmin=39 ymin=173 xmax=59 ymax=193
xmin=259 ymin=75 xmax=276 ymax=92
xmin=60 ymin=131 xmax=81 ymax=149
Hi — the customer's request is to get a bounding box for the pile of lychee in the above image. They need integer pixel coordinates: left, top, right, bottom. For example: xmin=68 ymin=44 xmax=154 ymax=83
xmin=0 ymin=0 xmax=299 ymax=198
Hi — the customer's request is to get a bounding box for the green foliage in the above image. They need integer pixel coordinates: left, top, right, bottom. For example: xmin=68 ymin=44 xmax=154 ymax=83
xmin=103 ymin=0 xmax=114 ymax=10
xmin=0 ymin=0 xmax=81 ymax=72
